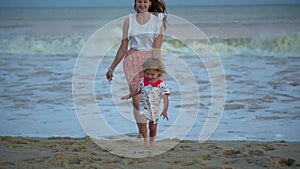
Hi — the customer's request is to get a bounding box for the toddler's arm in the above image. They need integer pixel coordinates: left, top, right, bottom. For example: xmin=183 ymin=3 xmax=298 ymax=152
xmin=160 ymin=94 xmax=169 ymax=120
xmin=121 ymin=90 xmax=141 ymax=100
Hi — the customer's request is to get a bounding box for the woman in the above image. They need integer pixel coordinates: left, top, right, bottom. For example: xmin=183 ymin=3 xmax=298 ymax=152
xmin=106 ymin=0 xmax=167 ymax=138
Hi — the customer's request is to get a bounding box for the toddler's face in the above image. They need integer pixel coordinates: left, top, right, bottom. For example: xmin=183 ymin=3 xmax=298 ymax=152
xmin=144 ymin=69 xmax=161 ymax=82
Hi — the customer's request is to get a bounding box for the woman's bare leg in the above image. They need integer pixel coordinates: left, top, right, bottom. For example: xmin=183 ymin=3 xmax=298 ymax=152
xmin=131 ymin=91 xmax=142 ymax=138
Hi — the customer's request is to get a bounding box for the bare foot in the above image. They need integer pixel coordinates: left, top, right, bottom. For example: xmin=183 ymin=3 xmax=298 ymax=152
xmin=137 ymin=133 xmax=143 ymax=139
xmin=144 ymin=139 xmax=150 ymax=149
xmin=144 ymin=144 xmax=150 ymax=148
xmin=150 ymin=142 xmax=155 ymax=149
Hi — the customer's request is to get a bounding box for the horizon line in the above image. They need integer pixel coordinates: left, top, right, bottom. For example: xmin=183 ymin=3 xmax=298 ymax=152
xmin=0 ymin=3 xmax=300 ymax=8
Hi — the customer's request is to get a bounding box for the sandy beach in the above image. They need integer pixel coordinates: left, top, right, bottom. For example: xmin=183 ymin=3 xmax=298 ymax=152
xmin=0 ymin=136 xmax=299 ymax=169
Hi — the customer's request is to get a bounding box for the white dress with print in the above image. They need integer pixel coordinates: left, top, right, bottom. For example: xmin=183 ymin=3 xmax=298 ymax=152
xmin=138 ymin=77 xmax=170 ymax=123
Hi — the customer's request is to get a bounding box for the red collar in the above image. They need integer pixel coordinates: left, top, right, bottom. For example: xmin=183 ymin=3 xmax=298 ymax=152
xmin=144 ymin=77 xmax=162 ymax=87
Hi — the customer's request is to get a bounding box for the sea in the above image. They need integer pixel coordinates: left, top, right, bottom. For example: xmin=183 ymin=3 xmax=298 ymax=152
xmin=0 ymin=5 xmax=299 ymax=141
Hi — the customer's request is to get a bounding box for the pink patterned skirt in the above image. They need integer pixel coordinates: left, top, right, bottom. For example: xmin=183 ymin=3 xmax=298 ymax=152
xmin=123 ymin=48 xmax=152 ymax=91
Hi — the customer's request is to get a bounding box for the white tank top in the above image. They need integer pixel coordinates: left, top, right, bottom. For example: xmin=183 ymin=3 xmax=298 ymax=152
xmin=128 ymin=13 xmax=164 ymax=51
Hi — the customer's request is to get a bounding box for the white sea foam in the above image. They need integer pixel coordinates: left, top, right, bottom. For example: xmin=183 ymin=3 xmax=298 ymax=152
xmin=1 ymin=33 xmax=299 ymax=57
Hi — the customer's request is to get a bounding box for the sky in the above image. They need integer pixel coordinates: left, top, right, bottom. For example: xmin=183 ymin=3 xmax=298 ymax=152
xmin=0 ymin=0 xmax=300 ymax=8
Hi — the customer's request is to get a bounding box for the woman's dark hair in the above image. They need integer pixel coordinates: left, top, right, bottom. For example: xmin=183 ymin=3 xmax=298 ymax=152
xmin=148 ymin=0 xmax=167 ymax=14
xmin=134 ymin=0 xmax=167 ymax=29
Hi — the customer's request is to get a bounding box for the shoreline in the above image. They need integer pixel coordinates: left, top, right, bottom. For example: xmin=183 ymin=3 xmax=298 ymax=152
xmin=1 ymin=136 xmax=299 ymax=169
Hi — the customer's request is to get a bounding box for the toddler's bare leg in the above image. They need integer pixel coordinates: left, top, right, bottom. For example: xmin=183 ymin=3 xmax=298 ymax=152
xmin=149 ymin=121 xmax=157 ymax=148
xmin=138 ymin=115 xmax=149 ymax=148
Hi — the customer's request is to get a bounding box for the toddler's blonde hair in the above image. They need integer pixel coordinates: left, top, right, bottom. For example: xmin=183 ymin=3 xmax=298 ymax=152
xmin=142 ymin=57 xmax=166 ymax=73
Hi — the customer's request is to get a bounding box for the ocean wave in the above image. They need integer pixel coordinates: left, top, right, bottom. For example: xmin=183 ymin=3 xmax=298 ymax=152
xmin=165 ymin=33 xmax=300 ymax=57
xmin=0 ymin=35 xmax=87 ymax=55
xmin=210 ymin=33 xmax=300 ymax=57
xmin=0 ymin=33 xmax=299 ymax=57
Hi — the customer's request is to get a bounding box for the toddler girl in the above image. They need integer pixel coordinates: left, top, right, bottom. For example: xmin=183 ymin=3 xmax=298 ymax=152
xmin=121 ymin=57 xmax=169 ymax=148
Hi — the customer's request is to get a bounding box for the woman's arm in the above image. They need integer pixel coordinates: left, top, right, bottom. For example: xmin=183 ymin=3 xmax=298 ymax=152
xmin=152 ymin=23 xmax=164 ymax=57
xmin=106 ymin=18 xmax=129 ymax=81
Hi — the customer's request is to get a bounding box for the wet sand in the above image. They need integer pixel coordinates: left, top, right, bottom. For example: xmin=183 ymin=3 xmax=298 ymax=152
xmin=0 ymin=136 xmax=299 ymax=169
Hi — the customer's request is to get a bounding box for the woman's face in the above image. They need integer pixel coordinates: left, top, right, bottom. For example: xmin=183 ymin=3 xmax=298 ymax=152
xmin=135 ymin=0 xmax=152 ymax=13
